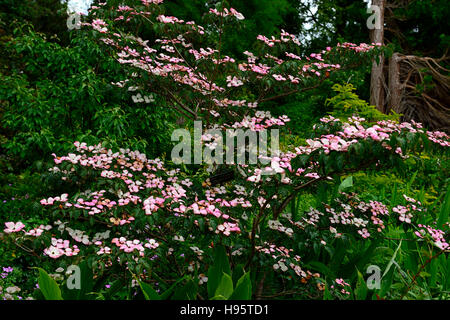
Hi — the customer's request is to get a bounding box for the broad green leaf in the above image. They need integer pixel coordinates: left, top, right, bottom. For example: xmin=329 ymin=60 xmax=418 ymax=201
xmin=104 ymin=279 xmax=125 ymax=300
xmin=354 ymin=268 xmax=368 ymax=300
xmin=445 ymin=255 xmax=450 ymax=292
xmin=382 ymin=240 xmax=402 ymax=279
xmin=207 ymin=245 xmax=231 ymax=298
xmin=207 ymin=266 xmax=221 ymax=299
xmin=379 ymin=264 xmax=395 ymax=298
xmin=306 ymin=261 xmax=333 ymax=278
xmin=62 ymin=261 xmax=94 ymax=300
xmin=338 ymin=176 xmax=353 ymax=192
xmin=342 ymin=242 xmax=377 ymax=280
xmin=377 ymin=241 xmax=402 ymax=298
xmin=172 ymin=279 xmax=197 ymax=300
xmin=215 ymin=273 xmax=233 ymax=299
xmin=214 ymin=246 xmax=231 ymax=276
xmin=37 ymin=268 xmax=63 ymax=300
xmin=160 ymin=276 xmax=188 ymax=300
xmin=232 ymin=264 xmax=245 ymax=286
xmin=230 ymin=272 xmax=252 ymax=300
xmin=429 ymin=259 xmax=438 ymax=288
xmin=139 ymin=281 xmax=161 ymax=300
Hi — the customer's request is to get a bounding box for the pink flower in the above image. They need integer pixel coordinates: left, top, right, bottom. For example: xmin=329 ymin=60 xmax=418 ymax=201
xmin=335 ymin=278 xmax=350 ymax=287
xmin=4 ymin=222 xmax=25 ymax=233
xmin=272 ymin=74 xmax=286 ymax=81
xmin=44 ymin=246 xmax=63 ymax=259
xmin=141 ymin=0 xmax=164 ymax=5
xmin=226 ymin=76 xmax=244 ymax=87
xmin=157 ymin=15 xmax=183 ymax=24
xmin=358 ymin=228 xmax=370 ymax=238
xmin=117 ymin=6 xmax=132 ymax=12
xmin=403 ymin=194 xmax=417 ymax=203
xmin=25 ymin=228 xmax=44 ymax=237
xmin=305 ymin=173 xmax=320 ymax=179
xmin=230 ymin=8 xmax=245 ymax=20
xmin=343 ymin=126 xmax=358 ymax=136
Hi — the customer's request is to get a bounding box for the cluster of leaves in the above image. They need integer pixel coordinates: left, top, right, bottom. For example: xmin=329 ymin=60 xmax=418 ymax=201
xmin=0 ymin=27 xmax=174 ymax=166
xmin=326 ymin=83 xmax=400 ymax=123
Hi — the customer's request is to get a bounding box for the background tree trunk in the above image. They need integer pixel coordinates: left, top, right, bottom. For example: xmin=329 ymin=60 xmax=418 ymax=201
xmin=388 ymin=52 xmax=402 ymax=114
xmin=370 ymin=0 xmax=386 ymax=112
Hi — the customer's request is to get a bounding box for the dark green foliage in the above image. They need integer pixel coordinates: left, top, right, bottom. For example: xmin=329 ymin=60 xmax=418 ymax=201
xmin=0 ymin=28 xmax=174 ymax=168
xmin=386 ymin=0 xmax=450 ymax=57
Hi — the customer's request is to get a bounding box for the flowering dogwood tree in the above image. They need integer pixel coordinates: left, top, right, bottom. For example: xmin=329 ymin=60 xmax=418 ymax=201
xmin=3 ymin=0 xmax=449 ymax=300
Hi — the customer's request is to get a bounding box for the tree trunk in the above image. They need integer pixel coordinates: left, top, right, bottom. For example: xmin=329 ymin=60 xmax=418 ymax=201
xmin=369 ymin=0 xmax=386 ymax=112
xmin=388 ymin=52 xmax=403 ymax=114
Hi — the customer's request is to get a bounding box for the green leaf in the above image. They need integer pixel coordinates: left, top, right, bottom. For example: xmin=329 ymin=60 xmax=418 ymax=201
xmin=379 ymin=264 xmax=395 ymax=298
xmin=437 ymin=186 xmax=450 ymax=228
xmin=323 ymin=285 xmax=333 ymax=300
xmin=61 ymin=262 xmax=94 ymax=300
xmin=354 ymin=268 xmax=368 ymax=300
xmin=391 ymin=183 xmax=398 ymax=204
xmin=230 ymin=272 xmax=252 ymax=300
xmin=104 ymin=279 xmax=125 ymax=300
xmin=342 ymin=242 xmax=377 ymax=280
xmin=37 ymin=268 xmax=63 ymax=300
xmin=207 ymin=245 xmax=231 ymax=298
xmin=382 ymin=240 xmax=402 ymax=279
xmin=171 ymin=278 xmax=198 ymax=300
xmin=405 ymin=171 xmax=418 ymax=193
xmin=306 ymin=261 xmax=333 ymax=278
xmin=444 ymin=255 xmax=450 ymax=292
xmin=160 ymin=276 xmax=188 ymax=300
xmin=214 ymin=245 xmax=231 ymax=276
xmin=429 ymin=258 xmax=438 ymax=288
xmin=139 ymin=281 xmax=161 ymax=300
xmin=207 ymin=266 xmax=221 ymax=299
xmin=232 ymin=264 xmax=245 ymax=286
xmin=378 ymin=241 xmax=401 ymax=297
xmin=215 ymin=273 xmax=234 ymax=299
xmin=338 ymin=176 xmax=353 ymax=192
xmin=210 ymin=295 xmax=227 ymax=300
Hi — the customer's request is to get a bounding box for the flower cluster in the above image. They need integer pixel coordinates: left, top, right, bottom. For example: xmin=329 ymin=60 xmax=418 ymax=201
xmin=3 ymin=222 xmax=25 ymax=233
xmin=209 ymin=7 xmax=245 ymax=20
xmin=44 ymin=238 xmax=80 ymax=259
xmin=255 ymin=242 xmax=315 ymax=280
xmin=110 ymin=237 xmax=159 ymax=256
xmin=415 ymin=225 xmax=449 ymax=250
xmin=1 ymin=267 xmax=13 ymax=279
xmin=331 ymin=278 xmax=351 ymax=295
